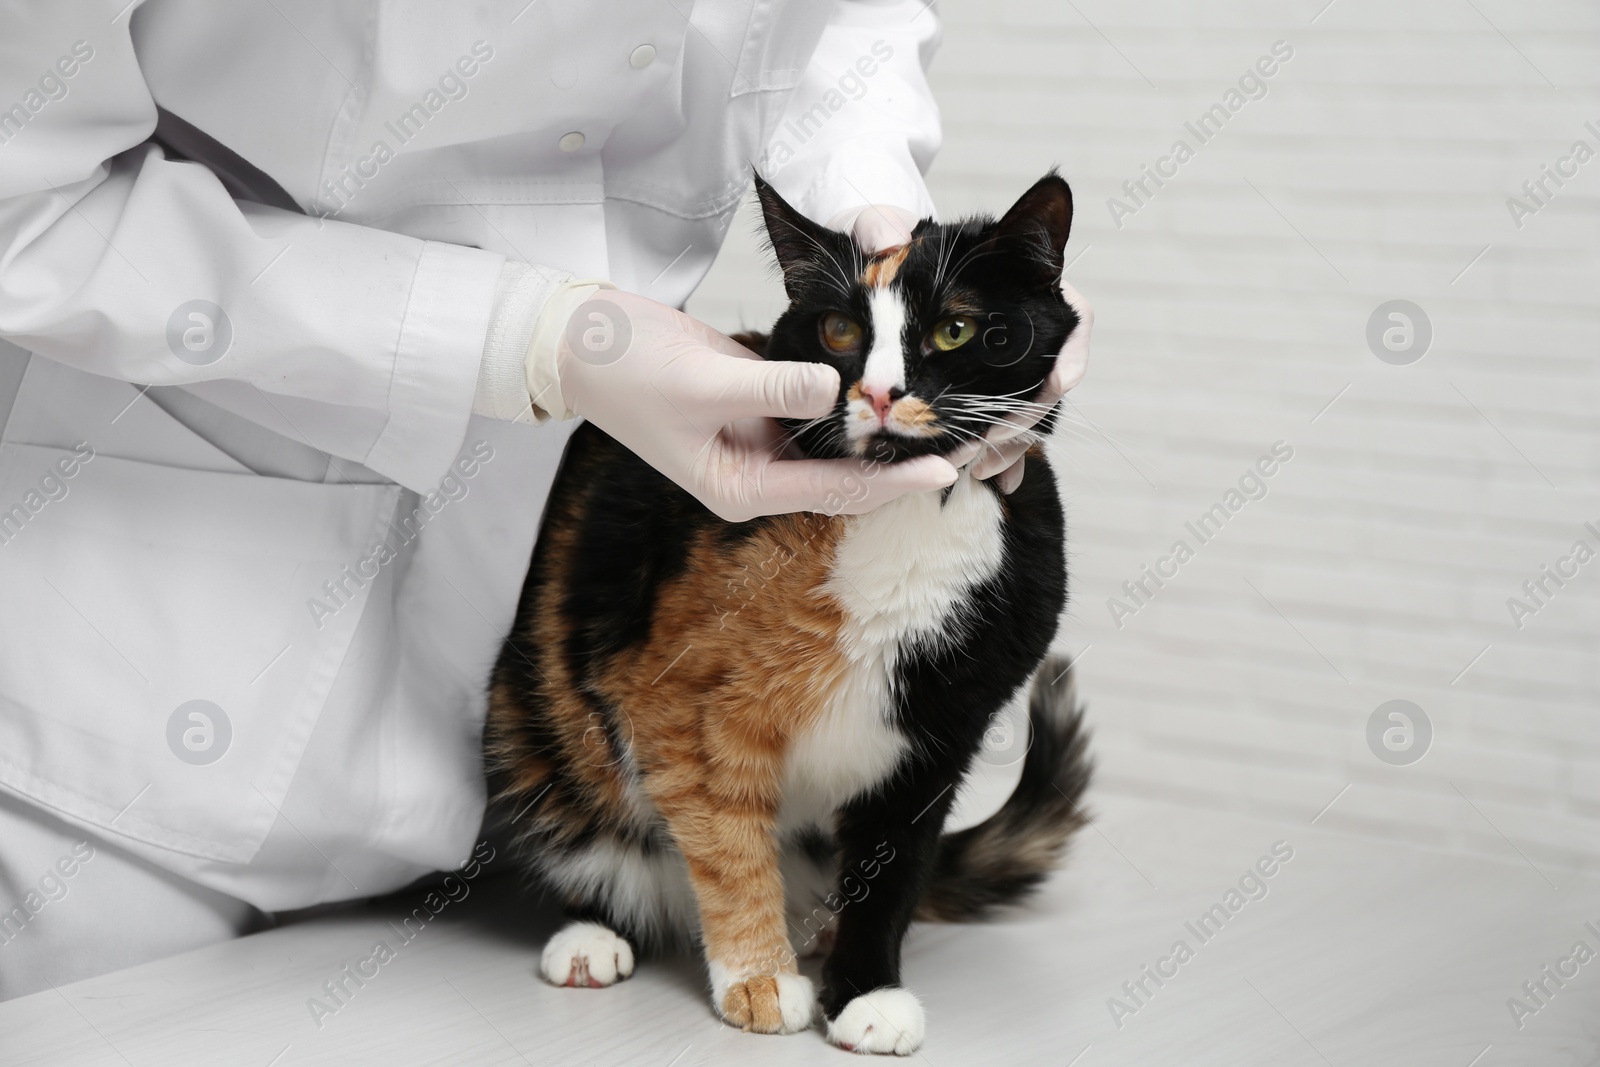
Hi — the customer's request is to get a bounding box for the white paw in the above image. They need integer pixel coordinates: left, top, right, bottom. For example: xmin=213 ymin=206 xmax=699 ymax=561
xmin=540 ymin=921 xmax=634 ymax=988
xmin=709 ymin=961 xmax=816 ymax=1034
xmin=828 ymin=987 xmax=925 ymax=1055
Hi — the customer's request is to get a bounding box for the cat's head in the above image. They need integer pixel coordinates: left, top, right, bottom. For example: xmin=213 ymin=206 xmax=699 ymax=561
xmin=754 ymin=172 xmax=1079 ymax=464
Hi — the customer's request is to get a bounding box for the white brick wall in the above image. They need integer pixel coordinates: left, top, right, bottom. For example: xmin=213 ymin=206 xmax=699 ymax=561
xmin=688 ymin=0 xmax=1600 ymax=876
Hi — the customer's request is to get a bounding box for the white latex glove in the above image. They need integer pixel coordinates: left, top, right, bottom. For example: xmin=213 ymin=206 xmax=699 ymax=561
xmin=541 ymin=289 xmax=961 ymax=522
xmin=969 ymin=278 xmax=1093 ymax=493
xmin=827 ymin=204 xmax=920 ymax=255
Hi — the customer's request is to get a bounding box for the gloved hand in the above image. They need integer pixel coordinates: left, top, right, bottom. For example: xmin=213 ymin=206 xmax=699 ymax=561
xmin=969 ymin=278 xmax=1093 ymax=493
xmin=539 ymin=289 xmax=961 ymax=522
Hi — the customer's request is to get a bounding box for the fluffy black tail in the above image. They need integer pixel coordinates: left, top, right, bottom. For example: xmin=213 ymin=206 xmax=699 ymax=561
xmin=916 ymin=655 xmax=1092 ymax=922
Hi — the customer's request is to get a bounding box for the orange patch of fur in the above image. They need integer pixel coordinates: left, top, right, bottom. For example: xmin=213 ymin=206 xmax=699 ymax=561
xmin=492 ymin=476 xmax=853 ymax=1010
xmin=892 ymin=396 xmax=935 ymax=427
xmin=859 ymin=244 xmax=910 ymax=288
xmin=593 ymin=512 xmax=847 ymax=987
xmin=723 ymin=974 xmax=785 ymax=1032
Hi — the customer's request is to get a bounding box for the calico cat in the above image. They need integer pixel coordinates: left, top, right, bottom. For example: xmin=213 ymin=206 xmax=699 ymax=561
xmin=486 ymin=172 xmax=1091 ymax=1055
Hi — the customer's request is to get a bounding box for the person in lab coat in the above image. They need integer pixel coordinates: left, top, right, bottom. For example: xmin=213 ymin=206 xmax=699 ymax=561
xmin=0 ymin=1 xmax=1090 ymax=1000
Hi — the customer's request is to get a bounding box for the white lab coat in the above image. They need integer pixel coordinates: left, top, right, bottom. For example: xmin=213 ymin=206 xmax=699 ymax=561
xmin=0 ymin=0 xmax=940 ymax=911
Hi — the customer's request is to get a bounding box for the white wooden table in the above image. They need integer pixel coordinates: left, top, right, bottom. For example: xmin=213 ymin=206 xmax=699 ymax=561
xmin=3 ymin=790 xmax=1596 ymax=1066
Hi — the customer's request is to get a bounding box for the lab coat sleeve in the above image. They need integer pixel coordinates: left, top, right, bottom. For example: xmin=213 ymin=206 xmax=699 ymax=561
xmin=763 ymin=0 xmax=943 ymax=226
xmin=0 ymin=13 xmax=517 ymax=494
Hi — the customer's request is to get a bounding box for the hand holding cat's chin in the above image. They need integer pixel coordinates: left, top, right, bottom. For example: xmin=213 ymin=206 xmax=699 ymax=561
xmin=553 ymin=291 xmax=958 ymax=521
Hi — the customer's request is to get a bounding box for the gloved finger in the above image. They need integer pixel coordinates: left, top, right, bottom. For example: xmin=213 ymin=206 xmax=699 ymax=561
xmin=998 ymin=456 xmax=1026 ymax=494
xmin=680 ymin=316 xmax=767 ymax=362
xmin=1050 ymin=278 xmax=1093 ymax=396
xmin=970 ymin=435 xmax=1032 ymax=482
xmin=712 ymin=357 xmax=841 ymax=422
xmin=852 ymin=204 xmax=918 ymax=254
xmin=719 ymin=453 xmax=958 ymax=521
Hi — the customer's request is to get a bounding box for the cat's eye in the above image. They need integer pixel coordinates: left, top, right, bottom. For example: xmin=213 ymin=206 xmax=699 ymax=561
xmin=929 ymin=316 xmax=977 ymax=352
xmin=819 ymin=312 xmax=863 ymax=353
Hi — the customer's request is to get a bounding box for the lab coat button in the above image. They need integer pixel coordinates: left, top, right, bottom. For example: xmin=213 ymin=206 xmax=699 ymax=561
xmin=558 ymin=131 xmax=585 ymax=152
xmin=629 ymin=44 xmax=656 ymax=70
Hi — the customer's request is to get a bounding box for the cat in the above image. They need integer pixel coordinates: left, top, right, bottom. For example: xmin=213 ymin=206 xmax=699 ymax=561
xmin=486 ymin=171 xmax=1091 ymax=1055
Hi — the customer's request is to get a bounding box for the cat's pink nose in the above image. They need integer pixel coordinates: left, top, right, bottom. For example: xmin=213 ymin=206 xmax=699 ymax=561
xmin=860 ymin=383 xmax=895 ymax=422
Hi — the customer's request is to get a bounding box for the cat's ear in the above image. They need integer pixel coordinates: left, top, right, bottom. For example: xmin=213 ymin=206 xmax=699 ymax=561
xmin=991 ymin=171 xmax=1074 ymax=281
xmin=754 ymin=175 xmax=841 ymax=297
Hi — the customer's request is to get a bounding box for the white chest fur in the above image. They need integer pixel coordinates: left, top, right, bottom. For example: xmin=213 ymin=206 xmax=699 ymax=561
xmin=778 ymin=472 xmax=1008 ymax=829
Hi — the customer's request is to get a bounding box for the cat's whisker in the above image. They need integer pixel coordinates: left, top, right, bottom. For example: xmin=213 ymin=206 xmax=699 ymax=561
xmin=951 ymin=405 xmax=1055 ymax=422
xmin=1043 ymin=404 xmax=1154 ymax=464
xmin=770 ymin=410 xmax=839 ymax=454
xmin=936 ymin=392 xmax=1054 ymax=410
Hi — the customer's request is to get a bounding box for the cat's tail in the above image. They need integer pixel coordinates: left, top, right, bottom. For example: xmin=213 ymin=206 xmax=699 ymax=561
xmin=915 ymin=654 xmax=1092 ymax=922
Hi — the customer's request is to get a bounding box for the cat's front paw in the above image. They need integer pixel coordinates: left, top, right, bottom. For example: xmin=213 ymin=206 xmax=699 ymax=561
xmin=540 ymin=920 xmax=634 ymax=988
xmin=710 ymin=962 xmax=815 ymax=1034
xmin=827 ymin=987 xmax=925 ymax=1055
